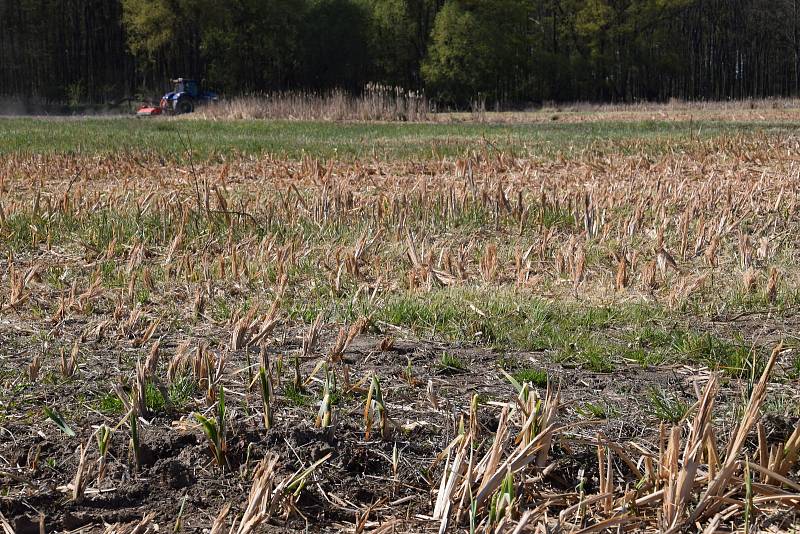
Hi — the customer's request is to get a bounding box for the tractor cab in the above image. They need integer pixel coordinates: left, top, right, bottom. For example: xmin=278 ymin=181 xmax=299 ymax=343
xmin=173 ymin=79 xmax=200 ymax=98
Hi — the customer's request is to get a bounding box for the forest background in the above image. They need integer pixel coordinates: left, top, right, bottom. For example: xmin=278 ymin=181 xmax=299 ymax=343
xmin=1 ymin=0 xmax=799 ymax=108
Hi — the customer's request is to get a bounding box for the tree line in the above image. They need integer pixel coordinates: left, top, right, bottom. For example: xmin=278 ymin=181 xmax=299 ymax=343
xmin=1 ymin=0 xmax=799 ymax=107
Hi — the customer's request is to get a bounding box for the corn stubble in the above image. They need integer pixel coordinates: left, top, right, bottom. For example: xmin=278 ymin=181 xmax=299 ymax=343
xmin=3 ymin=140 xmax=796 ymax=312
xmin=1 ymin=137 xmax=799 ymax=532
xmin=423 ymin=353 xmax=800 ymax=533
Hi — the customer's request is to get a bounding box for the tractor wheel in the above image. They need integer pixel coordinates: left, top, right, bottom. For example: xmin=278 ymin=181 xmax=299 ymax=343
xmin=177 ymin=99 xmax=194 ymax=114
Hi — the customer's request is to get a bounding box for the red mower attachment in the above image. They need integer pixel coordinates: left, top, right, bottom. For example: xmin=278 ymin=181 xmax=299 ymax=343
xmin=136 ymin=105 xmax=163 ymax=117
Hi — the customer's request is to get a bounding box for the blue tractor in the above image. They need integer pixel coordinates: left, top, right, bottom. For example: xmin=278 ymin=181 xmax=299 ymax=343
xmin=137 ymin=78 xmax=219 ymax=116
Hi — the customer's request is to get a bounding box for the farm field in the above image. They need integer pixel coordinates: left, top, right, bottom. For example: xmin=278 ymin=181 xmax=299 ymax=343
xmin=1 ymin=115 xmax=799 ymax=533
xmin=1 ymin=115 xmax=798 ymax=160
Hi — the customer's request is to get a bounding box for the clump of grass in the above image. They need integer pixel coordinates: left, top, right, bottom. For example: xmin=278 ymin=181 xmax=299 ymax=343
xmin=673 ymin=332 xmax=754 ymax=377
xmin=575 ymin=401 xmax=617 ymax=420
xmin=168 ymin=376 xmax=197 ymax=410
xmin=556 ymin=338 xmax=615 ymax=373
xmin=584 ymin=352 xmax=615 ymax=373
xmin=789 ymin=354 xmax=800 ymax=380
xmin=99 ymin=392 xmax=125 ymax=415
xmin=144 ymin=382 xmax=167 ymax=413
xmin=102 ymin=381 xmax=173 ymax=416
xmin=438 ymin=352 xmax=467 ymax=374
xmin=762 ymin=391 xmax=800 ymax=416
xmin=646 ymin=387 xmax=689 ymax=423
xmin=496 ymin=354 xmax=519 ymax=371
xmin=284 ymin=383 xmax=310 ymax=406
xmin=512 ymin=367 xmax=548 ymax=388
xmin=488 ymin=469 xmax=516 ymax=528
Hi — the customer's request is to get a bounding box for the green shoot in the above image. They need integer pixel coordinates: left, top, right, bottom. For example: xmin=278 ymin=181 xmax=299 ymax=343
xmin=489 ymin=468 xmax=515 ymax=527
xmin=404 ymin=356 xmax=415 ymax=385
xmin=44 ymin=407 xmax=76 ymax=437
xmin=392 ymin=442 xmax=399 ymax=479
xmin=195 ymin=413 xmax=224 ymax=468
xmin=364 ymin=374 xmax=389 ymax=440
xmin=293 ymin=353 xmax=302 ymax=392
xmin=217 ymin=385 xmax=226 ymax=452
xmin=499 ymin=368 xmax=523 ymax=394
xmin=316 ymin=367 xmax=334 ymax=428
xmin=259 ymin=365 xmax=272 ymax=430
xmin=286 ymin=452 xmax=333 ymax=494
xmin=195 ymin=386 xmax=227 ymax=468
xmin=470 ymin=497 xmax=478 ymax=534
xmin=174 ymin=494 xmax=188 ymax=533
xmin=96 ymin=424 xmax=112 ymax=481
xmin=275 ymin=354 xmax=284 ymax=388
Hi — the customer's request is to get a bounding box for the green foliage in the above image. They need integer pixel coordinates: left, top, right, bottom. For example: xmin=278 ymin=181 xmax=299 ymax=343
xmin=790 ymin=354 xmax=800 ymax=380
xmin=553 ymin=334 xmax=616 ymax=373
xmin=194 ymin=386 xmax=227 ymax=467
xmin=100 ymin=380 xmax=194 ymax=415
xmin=195 ymin=413 xmax=223 ymax=466
xmin=646 ymin=388 xmax=689 ymax=423
xmin=575 ymin=401 xmax=617 ymax=420
xmin=672 ymin=332 xmax=754 ymax=377
xmin=122 ymin=0 xmax=372 ymax=93
xmin=365 ymin=0 xmax=437 ymax=86
xmin=0 ymin=117 xmax=780 ymax=163
xmin=96 ymin=425 xmax=112 ymax=457
xmin=169 ymin=376 xmax=197 ymax=409
xmin=129 ymin=409 xmax=141 ymax=470
xmin=259 ymin=366 xmax=273 ymax=430
xmin=43 ymin=407 xmax=76 ymax=437
xmin=284 ymin=383 xmax=311 ymax=406
xmin=121 ymin=0 xmax=181 ymax=59
xmin=438 ymin=351 xmax=467 ymax=373
xmin=100 ymin=393 xmax=126 ymax=415
xmin=2 ymin=0 xmax=799 ymax=105
xmin=422 ymin=0 xmax=529 ymax=104
xmin=200 ymin=0 xmax=307 ymax=92
xmin=512 ymin=368 xmax=548 ymax=388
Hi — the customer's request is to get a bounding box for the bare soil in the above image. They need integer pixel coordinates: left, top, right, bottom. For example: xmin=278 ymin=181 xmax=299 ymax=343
xmin=2 ymin=320 xmax=797 ymax=532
